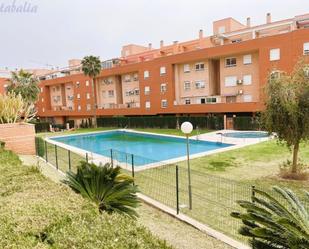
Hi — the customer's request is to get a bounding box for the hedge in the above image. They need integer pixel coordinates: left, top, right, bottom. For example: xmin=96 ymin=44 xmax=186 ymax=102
xmin=30 ymin=121 xmax=50 ymax=133
xmin=97 ymin=116 xmax=224 ymax=130
xmin=233 ymin=116 xmax=261 ymax=130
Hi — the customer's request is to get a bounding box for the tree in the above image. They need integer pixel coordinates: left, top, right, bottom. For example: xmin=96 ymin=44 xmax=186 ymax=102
xmin=231 ymin=186 xmax=309 ymax=249
xmin=262 ymin=60 xmax=309 ymax=174
xmin=7 ymin=69 xmax=40 ymax=104
xmin=81 ymin=56 xmax=102 ymax=128
xmin=64 ymin=161 xmax=140 ymax=218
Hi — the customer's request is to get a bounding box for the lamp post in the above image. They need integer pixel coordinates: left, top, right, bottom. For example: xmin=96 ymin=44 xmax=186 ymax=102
xmin=181 ymin=121 xmax=193 ymax=210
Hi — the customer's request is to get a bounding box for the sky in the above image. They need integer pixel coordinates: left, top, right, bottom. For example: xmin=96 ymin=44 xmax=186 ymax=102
xmin=0 ymin=0 xmax=308 ymax=70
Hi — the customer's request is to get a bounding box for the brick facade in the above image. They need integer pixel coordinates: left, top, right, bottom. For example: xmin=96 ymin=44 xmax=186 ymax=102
xmin=0 ymin=123 xmax=36 ymax=155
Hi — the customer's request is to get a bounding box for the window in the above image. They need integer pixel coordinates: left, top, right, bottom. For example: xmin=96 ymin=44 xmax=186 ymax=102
xmin=52 ymin=87 xmax=56 ymax=92
xmin=224 ymin=76 xmax=237 ymax=87
xmin=206 ymin=97 xmax=217 ymax=103
xmin=218 ymin=26 xmax=225 ymax=34
xmin=135 ymin=89 xmax=140 ymax=95
xmin=243 ymin=75 xmax=252 ymax=85
xmin=160 ymin=83 xmax=167 ymax=93
xmin=161 ymin=99 xmax=167 ymax=108
xmin=133 ymin=73 xmax=138 ymax=81
xmin=184 ymin=81 xmax=191 ymax=91
xmin=270 ymin=48 xmax=280 ymax=61
xmin=144 ymin=70 xmax=149 ymax=79
xmin=304 ymin=42 xmax=309 ymax=55
xmin=124 ymin=74 xmax=131 ymax=82
xmin=77 ymin=105 xmax=81 ymax=111
xmin=195 ymin=62 xmax=205 ymax=71
xmin=40 ymin=87 xmax=43 ymax=93
xmin=231 ymin=38 xmax=242 ymax=43
xmin=86 ymin=104 xmax=91 ymax=111
xmin=270 ymin=70 xmax=281 ymax=80
xmin=225 ymin=57 xmax=237 ymax=67
xmin=77 ymin=93 xmax=81 ymax=99
xmin=243 ymin=94 xmax=252 ymax=102
xmin=86 ymin=80 xmax=89 ymax=86
xmin=195 ymin=80 xmax=205 ymax=89
xmin=76 ymin=81 xmax=80 ymax=88
xmin=108 ymin=90 xmax=114 ymax=97
xmin=185 ymin=99 xmax=191 ymax=105
xmin=200 ymin=98 xmax=206 ymax=104
xmin=243 ymin=54 xmax=252 ymax=65
xmin=226 ymin=96 xmax=236 ymax=103
xmin=183 ymin=64 xmax=190 ymax=73
xmin=144 ymin=86 xmax=150 ymax=95
xmin=145 ymin=101 xmax=151 ymax=109
xmin=160 ymin=66 xmax=166 ymax=75
xmin=86 ymin=93 xmax=90 ymax=99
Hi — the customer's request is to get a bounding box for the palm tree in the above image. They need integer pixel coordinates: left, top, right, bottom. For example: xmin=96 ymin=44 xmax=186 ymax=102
xmin=64 ymin=161 xmax=140 ymax=218
xmin=7 ymin=69 xmax=40 ymax=105
xmin=81 ymin=56 xmax=102 ymax=128
xmin=231 ymin=186 xmax=309 ymax=249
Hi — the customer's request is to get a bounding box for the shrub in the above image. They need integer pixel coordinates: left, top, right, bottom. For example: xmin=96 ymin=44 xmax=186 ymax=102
xmin=231 ymin=186 xmax=309 ymax=249
xmin=64 ymin=161 xmax=140 ymax=218
xmin=35 ymin=137 xmax=45 ymax=157
xmin=0 ymin=140 xmax=5 ymax=149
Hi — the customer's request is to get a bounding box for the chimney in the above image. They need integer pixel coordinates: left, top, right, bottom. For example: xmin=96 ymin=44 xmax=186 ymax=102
xmin=160 ymin=40 xmax=164 ymax=48
xmin=266 ymin=13 xmax=271 ymax=24
xmin=199 ymin=29 xmax=203 ymax=39
xmin=246 ymin=17 xmax=251 ymax=27
xmin=148 ymin=43 xmax=152 ymax=50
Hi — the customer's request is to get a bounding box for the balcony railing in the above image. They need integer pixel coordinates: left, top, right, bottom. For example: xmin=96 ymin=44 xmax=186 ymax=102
xmin=98 ymin=102 xmax=140 ymax=109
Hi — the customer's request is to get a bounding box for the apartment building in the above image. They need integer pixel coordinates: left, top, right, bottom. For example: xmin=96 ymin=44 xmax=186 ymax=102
xmin=36 ymin=13 xmax=309 ymax=127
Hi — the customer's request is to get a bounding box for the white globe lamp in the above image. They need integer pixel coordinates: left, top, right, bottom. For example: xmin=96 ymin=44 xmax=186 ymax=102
xmin=181 ymin=122 xmax=193 ymax=135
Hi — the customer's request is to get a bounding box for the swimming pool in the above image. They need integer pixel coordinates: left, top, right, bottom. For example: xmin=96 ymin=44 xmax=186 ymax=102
xmin=51 ymin=130 xmax=232 ymax=166
xmin=222 ymin=131 xmax=269 ymax=139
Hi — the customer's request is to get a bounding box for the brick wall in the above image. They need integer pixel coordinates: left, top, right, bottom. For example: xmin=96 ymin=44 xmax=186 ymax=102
xmin=0 ymin=123 xmax=35 ymax=155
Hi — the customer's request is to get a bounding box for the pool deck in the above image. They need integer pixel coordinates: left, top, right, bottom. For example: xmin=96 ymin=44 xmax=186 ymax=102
xmin=45 ymin=129 xmax=271 ymax=172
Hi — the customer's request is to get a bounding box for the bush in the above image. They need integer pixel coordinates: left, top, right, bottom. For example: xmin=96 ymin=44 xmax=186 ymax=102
xmin=64 ymin=162 xmax=140 ymax=218
xmin=97 ymin=115 xmax=224 ymax=130
xmin=233 ymin=116 xmax=260 ymax=130
xmin=0 ymin=140 xmax=5 ymax=149
xmin=231 ymin=186 xmax=309 ymax=249
xmin=35 ymin=137 xmax=45 ymax=157
xmin=30 ymin=121 xmax=50 ymax=133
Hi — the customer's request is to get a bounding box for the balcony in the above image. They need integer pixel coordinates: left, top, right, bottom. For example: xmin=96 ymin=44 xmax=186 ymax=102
xmin=98 ymin=102 xmax=140 ymax=109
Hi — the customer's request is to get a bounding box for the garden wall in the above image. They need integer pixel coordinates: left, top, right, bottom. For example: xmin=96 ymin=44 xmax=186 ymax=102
xmin=0 ymin=123 xmax=36 ymax=155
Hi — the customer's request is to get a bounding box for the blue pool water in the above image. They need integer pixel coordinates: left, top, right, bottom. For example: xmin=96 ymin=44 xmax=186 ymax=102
xmin=52 ymin=131 xmax=232 ymax=166
xmin=222 ymin=131 xmax=269 ymax=138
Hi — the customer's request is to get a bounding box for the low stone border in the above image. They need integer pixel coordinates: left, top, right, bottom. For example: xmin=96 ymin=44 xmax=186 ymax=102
xmin=138 ymin=193 xmax=250 ymax=249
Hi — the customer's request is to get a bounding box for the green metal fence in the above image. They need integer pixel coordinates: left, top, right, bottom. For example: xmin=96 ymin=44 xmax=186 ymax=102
xmin=35 ymin=137 xmax=309 ymax=246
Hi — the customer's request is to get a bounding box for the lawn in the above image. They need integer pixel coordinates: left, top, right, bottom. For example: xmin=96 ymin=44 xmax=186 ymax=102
xmin=0 ymin=149 xmax=172 ymax=249
xmin=35 ymin=128 xmax=309 ymax=244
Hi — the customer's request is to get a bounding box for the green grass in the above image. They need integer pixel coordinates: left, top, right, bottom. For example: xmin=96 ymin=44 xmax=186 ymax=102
xmin=0 ymin=149 xmax=172 ymax=249
xmin=35 ymin=127 xmax=309 ymax=244
xmin=133 ymin=140 xmax=309 ymax=243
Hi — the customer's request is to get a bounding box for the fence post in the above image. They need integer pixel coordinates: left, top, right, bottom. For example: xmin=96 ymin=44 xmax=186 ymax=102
xmin=55 ymin=144 xmax=58 ymax=170
xmin=45 ymin=140 xmax=48 ymax=162
xmin=176 ymin=165 xmax=180 ymax=215
xmin=251 ymin=185 xmax=256 ymax=249
xmin=110 ymin=149 xmax=113 ymax=167
xmin=86 ymin=153 xmax=88 ymax=163
xmin=131 ymin=154 xmax=135 ymax=185
xmin=68 ymin=150 xmax=71 ymax=172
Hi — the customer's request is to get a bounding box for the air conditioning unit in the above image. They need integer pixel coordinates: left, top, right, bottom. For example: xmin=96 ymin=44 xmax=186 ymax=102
xmin=238 ymin=89 xmax=244 ymax=95
xmin=236 ymin=79 xmax=243 ymax=85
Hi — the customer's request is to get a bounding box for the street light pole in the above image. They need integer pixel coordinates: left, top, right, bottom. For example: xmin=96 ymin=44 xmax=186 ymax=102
xmin=186 ymin=134 xmax=192 ymax=210
xmin=181 ymin=121 xmax=193 ymax=210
